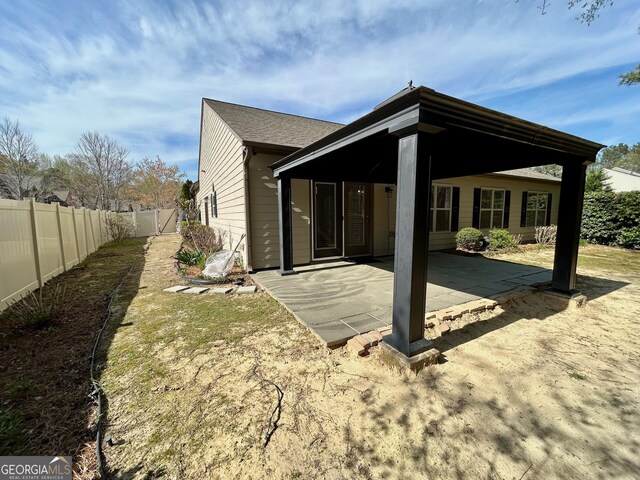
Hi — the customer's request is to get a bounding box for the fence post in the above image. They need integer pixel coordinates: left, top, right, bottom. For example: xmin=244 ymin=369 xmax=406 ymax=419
xmin=55 ymin=203 xmax=67 ymax=272
xmin=132 ymin=210 xmax=138 ymax=237
xmin=29 ymin=198 xmax=44 ymax=288
xmin=155 ymin=209 xmax=160 ymax=235
xmin=97 ymin=210 xmax=103 ymax=246
xmin=90 ymin=210 xmax=97 ymax=251
xmin=72 ymin=207 xmax=81 ymax=263
xmin=83 ymin=208 xmax=90 ymax=255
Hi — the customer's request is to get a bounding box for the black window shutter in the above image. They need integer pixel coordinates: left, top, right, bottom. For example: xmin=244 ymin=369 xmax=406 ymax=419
xmin=520 ymin=191 xmax=528 ymax=227
xmin=546 ymin=193 xmax=552 ymax=226
xmin=451 ymin=187 xmax=460 ymax=231
xmin=472 ymin=188 xmax=481 ymax=229
xmin=503 ymin=190 xmax=511 ymax=228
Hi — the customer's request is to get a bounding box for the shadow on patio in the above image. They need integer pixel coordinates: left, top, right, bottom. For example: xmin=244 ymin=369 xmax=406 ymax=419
xmin=252 ymin=253 xmax=628 ymax=347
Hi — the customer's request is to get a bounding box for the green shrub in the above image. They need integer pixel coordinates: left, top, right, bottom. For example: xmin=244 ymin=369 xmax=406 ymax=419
xmin=455 ymin=227 xmax=485 ymax=251
xmin=582 ymin=191 xmax=640 ymax=249
xmin=488 ymin=229 xmax=521 ymax=251
xmin=175 ymin=249 xmax=205 ymax=266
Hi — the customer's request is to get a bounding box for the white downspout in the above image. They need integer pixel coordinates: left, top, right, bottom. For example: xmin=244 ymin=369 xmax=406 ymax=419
xmin=242 ymin=146 xmax=254 ymax=272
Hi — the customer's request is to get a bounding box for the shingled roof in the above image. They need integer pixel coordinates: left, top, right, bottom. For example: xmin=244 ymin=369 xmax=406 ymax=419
xmin=203 ymin=98 xmax=561 ymax=184
xmin=493 ymin=168 xmax=561 ymax=182
xmin=204 ymin=99 xmax=344 ymax=150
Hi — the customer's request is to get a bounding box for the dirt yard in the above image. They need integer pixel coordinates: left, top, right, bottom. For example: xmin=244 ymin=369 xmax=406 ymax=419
xmin=98 ymin=236 xmax=639 ymax=479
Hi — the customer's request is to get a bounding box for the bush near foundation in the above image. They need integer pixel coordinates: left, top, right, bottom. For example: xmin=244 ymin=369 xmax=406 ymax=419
xmin=581 ymin=191 xmax=640 ymax=249
xmin=455 ymin=227 xmax=485 ymax=251
xmin=488 ymin=229 xmax=521 ymax=251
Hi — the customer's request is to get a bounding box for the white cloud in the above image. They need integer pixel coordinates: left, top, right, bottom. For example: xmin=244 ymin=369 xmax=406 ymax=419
xmin=0 ymin=0 xmax=638 ymax=179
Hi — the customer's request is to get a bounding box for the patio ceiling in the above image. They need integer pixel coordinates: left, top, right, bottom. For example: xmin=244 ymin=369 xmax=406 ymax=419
xmin=270 ymin=85 xmax=604 ymax=365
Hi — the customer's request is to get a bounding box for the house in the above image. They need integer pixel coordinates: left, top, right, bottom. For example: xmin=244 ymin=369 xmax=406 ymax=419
xmin=603 ymin=167 xmax=640 ymax=192
xmin=0 ymin=173 xmax=70 ymax=205
xmin=197 ymin=95 xmax=561 ymax=272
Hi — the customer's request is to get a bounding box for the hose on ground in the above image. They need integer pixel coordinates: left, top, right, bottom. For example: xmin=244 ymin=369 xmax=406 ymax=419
xmin=90 ymin=265 xmax=134 ymax=479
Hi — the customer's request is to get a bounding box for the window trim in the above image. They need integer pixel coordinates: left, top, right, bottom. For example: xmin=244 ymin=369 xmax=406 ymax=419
xmin=479 ymin=187 xmax=505 ymax=230
xmin=525 ymin=191 xmax=549 ymax=228
xmin=429 ymin=184 xmax=453 ymax=233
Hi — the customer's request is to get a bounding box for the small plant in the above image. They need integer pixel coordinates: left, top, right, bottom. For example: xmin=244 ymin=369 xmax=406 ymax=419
xmin=569 ymin=371 xmax=586 ymax=380
xmin=7 ymin=283 xmax=68 ymax=329
xmin=488 ymin=229 xmax=521 ymax=251
xmin=579 ymin=238 xmax=588 ymax=246
xmin=106 ymin=214 xmax=136 ymax=243
xmin=535 ymin=225 xmax=557 ymax=245
xmin=455 ymin=227 xmax=485 ymax=251
xmin=175 ymin=249 xmax=205 ymax=266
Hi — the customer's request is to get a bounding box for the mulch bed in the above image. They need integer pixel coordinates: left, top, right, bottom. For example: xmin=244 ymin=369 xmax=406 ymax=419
xmin=0 ymin=239 xmax=147 ymax=478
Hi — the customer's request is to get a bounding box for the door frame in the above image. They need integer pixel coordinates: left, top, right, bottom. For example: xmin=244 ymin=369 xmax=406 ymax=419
xmin=311 ymin=181 xmax=343 ymax=260
xmin=343 ymin=182 xmax=373 ymax=258
xmin=310 ymin=180 xmax=373 ymax=261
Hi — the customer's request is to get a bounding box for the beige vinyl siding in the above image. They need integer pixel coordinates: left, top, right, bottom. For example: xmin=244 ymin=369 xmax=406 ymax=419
xmin=196 ymin=102 xmax=248 ymax=266
xmin=370 ymin=174 xmax=561 ymax=254
xmin=248 ymin=153 xmax=311 ymax=269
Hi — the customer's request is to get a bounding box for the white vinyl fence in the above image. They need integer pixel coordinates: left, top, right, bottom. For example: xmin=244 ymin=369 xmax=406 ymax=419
xmin=122 ymin=209 xmax=178 ymax=237
xmin=0 ymin=198 xmax=177 ymax=310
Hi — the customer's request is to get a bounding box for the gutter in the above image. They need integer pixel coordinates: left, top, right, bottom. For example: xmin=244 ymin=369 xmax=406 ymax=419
xmin=242 ymin=146 xmax=254 ymax=273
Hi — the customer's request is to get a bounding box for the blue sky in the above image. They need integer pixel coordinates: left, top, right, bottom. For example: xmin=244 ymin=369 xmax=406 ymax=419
xmin=1 ymin=0 xmax=638 ymax=180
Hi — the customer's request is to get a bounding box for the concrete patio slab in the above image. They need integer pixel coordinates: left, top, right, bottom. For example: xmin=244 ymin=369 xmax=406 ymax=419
xmin=252 ymin=253 xmax=549 ymax=347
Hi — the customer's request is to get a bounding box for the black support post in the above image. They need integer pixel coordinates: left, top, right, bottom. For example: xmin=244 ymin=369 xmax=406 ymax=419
xmin=277 ymin=175 xmax=296 ymax=276
xmin=385 ymin=132 xmax=432 ymax=357
xmin=551 ymin=160 xmax=588 ymax=293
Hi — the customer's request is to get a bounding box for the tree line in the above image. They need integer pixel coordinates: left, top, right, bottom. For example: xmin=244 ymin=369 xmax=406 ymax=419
xmin=0 ymin=117 xmax=185 ymax=211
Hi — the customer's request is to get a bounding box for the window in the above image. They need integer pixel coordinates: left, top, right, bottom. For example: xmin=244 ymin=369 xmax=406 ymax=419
xmin=429 ymin=185 xmax=452 ymax=232
xmin=525 ymin=192 xmax=548 ymax=227
xmin=210 ymin=191 xmax=218 ymax=218
xmin=479 ymin=188 xmax=505 ymax=229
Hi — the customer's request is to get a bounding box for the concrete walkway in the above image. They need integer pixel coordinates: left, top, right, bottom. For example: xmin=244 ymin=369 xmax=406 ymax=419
xmin=252 ymin=253 xmax=551 ymax=347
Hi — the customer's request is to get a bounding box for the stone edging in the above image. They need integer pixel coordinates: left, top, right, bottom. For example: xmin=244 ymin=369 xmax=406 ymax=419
xmin=346 ymin=283 xmax=551 ymax=357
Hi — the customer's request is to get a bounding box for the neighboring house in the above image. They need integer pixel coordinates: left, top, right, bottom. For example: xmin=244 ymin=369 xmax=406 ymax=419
xmin=0 ymin=173 xmax=70 ymax=205
xmin=603 ymin=167 xmax=640 ymax=192
xmin=197 ymin=98 xmax=561 ymax=271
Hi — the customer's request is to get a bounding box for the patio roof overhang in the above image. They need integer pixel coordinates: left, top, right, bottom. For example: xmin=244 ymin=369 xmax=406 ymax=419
xmin=272 ymin=86 xmax=602 ymax=183
xmin=270 ymin=85 xmax=604 ymax=366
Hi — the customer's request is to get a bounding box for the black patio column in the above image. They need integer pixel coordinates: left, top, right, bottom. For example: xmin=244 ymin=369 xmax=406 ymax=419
xmin=385 ymin=131 xmax=432 ymax=357
xmin=551 ymin=159 xmax=589 ymax=293
xmin=277 ymin=175 xmax=296 ymax=276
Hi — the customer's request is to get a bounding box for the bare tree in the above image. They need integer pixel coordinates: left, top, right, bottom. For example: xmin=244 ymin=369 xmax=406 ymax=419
xmin=0 ymin=117 xmax=40 ymax=199
xmin=68 ymin=132 xmax=132 ymax=210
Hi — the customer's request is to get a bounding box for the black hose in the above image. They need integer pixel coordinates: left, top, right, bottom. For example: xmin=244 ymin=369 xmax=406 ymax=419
xmin=90 ymin=265 xmax=133 ymax=479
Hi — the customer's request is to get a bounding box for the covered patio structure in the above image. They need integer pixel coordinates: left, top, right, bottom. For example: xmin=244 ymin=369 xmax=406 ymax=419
xmin=271 ymin=86 xmax=603 ymax=366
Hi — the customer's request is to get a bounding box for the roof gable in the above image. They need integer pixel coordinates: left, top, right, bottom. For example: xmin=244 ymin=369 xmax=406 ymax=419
xmin=203 ymin=99 xmax=343 ymax=150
